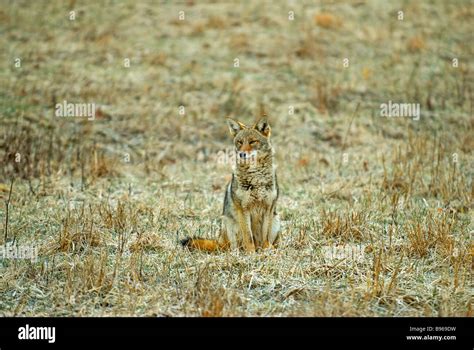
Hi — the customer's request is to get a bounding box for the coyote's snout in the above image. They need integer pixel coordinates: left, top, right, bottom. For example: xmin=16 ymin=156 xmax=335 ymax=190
xmin=181 ymin=117 xmax=281 ymax=252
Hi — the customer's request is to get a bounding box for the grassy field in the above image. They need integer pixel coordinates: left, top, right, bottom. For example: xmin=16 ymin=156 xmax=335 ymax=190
xmin=0 ymin=0 xmax=473 ymax=316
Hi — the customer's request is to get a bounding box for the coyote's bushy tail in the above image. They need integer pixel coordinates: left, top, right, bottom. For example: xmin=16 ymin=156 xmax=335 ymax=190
xmin=180 ymin=237 xmax=228 ymax=252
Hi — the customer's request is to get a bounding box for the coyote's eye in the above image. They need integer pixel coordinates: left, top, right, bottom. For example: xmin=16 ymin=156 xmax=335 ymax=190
xmin=249 ymin=140 xmax=259 ymax=146
xmin=236 ymin=140 xmax=243 ymax=147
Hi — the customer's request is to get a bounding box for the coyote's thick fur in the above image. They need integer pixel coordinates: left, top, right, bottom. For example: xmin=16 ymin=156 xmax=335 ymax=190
xmin=181 ymin=117 xmax=280 ymax=252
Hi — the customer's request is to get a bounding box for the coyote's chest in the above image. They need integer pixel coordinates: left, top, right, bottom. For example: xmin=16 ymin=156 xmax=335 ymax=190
xmin=234 ymin=168 xmax=277 ymax=208
xmin=236 ymin=186 xmax=275 ymax=208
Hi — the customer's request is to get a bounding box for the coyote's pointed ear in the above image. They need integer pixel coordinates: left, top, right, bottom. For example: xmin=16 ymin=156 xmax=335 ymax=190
xmin=254 ymin=117 xmax=271 ymax=138
xmin=227 ymin=118 xmax=246 ymax=137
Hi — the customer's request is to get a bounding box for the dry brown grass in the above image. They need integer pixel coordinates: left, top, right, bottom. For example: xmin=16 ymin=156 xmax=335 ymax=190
xmin=314 ymin=13 xmax=341 ymax=29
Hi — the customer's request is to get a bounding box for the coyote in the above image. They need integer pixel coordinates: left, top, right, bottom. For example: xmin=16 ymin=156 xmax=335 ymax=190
xmin=181 ymin=117 xmax=281 ymax=252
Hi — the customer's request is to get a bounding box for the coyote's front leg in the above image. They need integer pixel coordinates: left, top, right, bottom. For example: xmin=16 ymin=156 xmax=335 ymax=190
xmin=236 ymin=207 xmax=255 ymax=252
xmin=261 ymin=207 xmax=274 ymax=249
